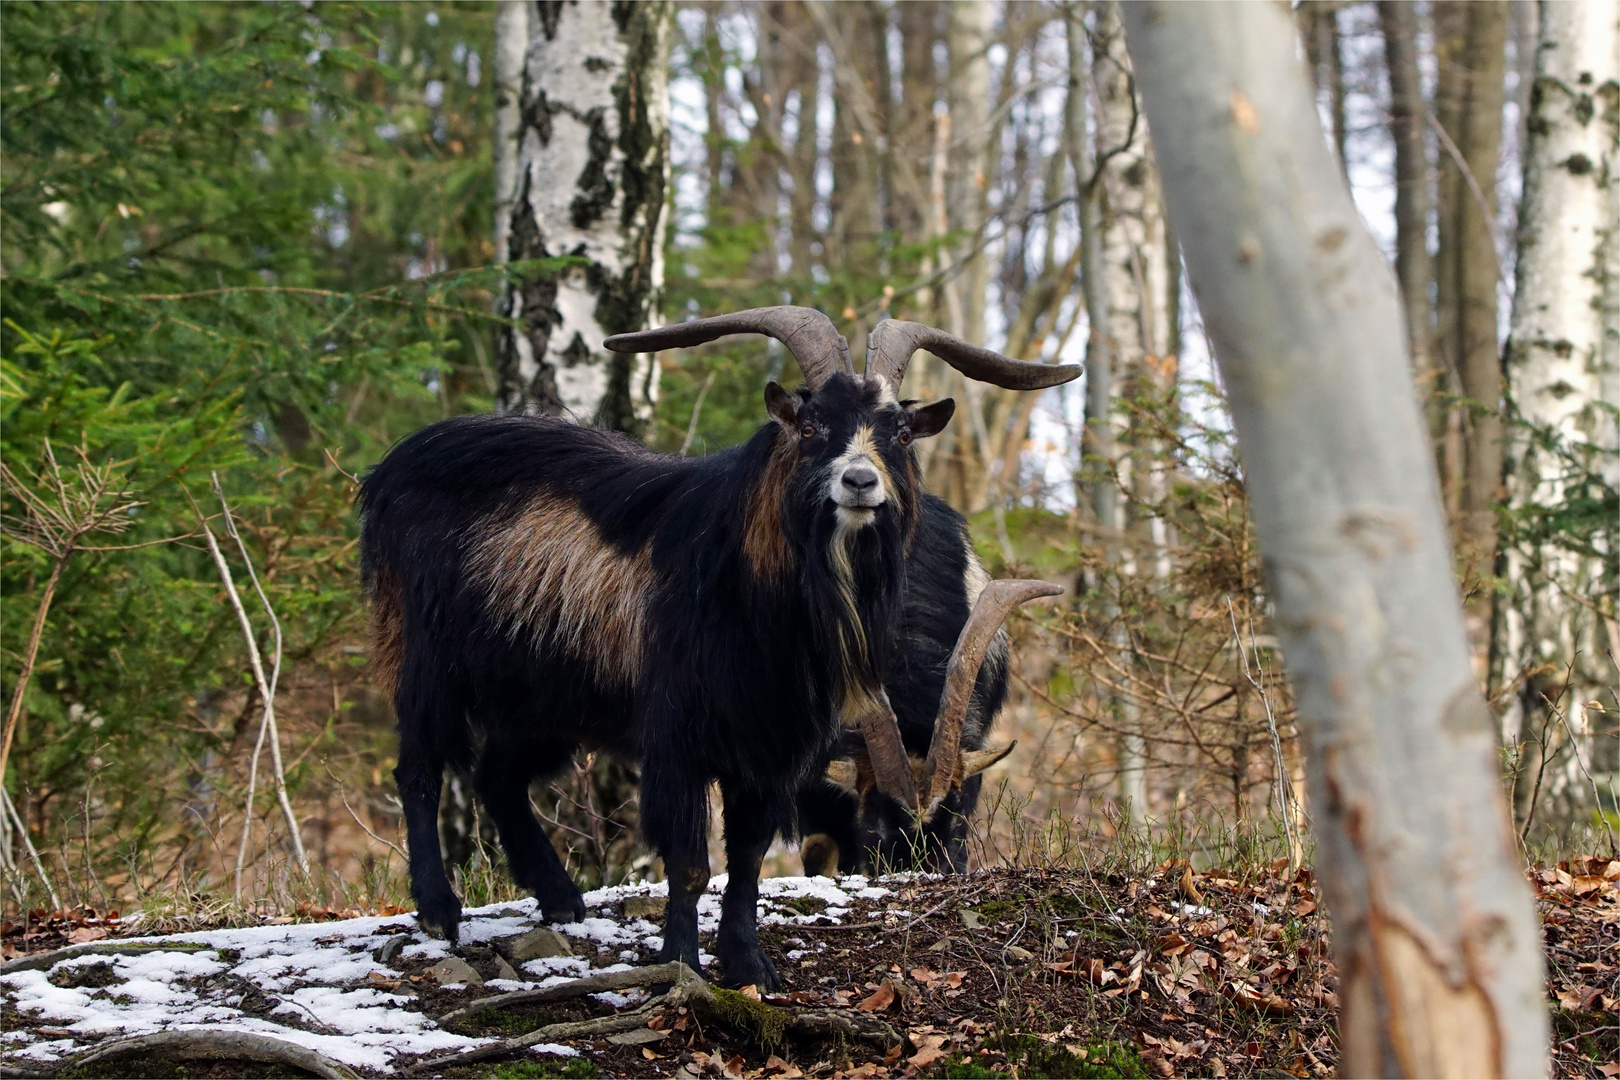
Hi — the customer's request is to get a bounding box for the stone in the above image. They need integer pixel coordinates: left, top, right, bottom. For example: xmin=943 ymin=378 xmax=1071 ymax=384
xmin=374 ymin=934 xmax=411 ymax=966
xmin=1004 ymin=945 xmax=1034 ymax=961
xmin=425 ymin=957 xmax=483 ymax=986
xmin=494 ymin=955 xmax=522 ymax=982
xmin=622 ymin=895 xmax=667 ymax=920
xmin=607 ymin=1028 xmax=667 ymax=1046
xmin=500 ymin=926 xmax=575 ymax=963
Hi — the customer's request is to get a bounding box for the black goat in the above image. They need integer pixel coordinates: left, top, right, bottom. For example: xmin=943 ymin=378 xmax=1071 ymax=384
xmin=795 ymin=499 xmax=1015 ymax=878
xmin=358 ymin=307 xmax=1076 ymax=989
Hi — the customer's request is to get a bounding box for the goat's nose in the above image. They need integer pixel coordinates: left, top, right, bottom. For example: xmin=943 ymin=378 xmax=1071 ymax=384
xmin=841 ymin=463 xmax=879 ymax=494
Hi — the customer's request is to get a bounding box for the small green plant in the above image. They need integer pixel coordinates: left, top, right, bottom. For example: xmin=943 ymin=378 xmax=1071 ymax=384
xmin=490 ymin=1057 xmax=599 ymax=1080
xmin=990 ymin=1034 xmax=1149 ymax=1080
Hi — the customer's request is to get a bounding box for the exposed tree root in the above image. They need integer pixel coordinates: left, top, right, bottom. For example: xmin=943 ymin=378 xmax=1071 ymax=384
xmin=406 ymin=963 xmax=708 ymax=1075
xmin=435 ymin=959 xmax=693 ymax=1026
xmin=60 ymin=1030 xmax=359 ymax=1079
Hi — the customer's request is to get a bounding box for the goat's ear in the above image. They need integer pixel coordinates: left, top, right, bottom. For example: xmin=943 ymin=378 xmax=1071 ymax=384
xmin=906 ymin=398 xmax=956 ymax=439
xmin=764 ymin=381 xmax=799 ymax=430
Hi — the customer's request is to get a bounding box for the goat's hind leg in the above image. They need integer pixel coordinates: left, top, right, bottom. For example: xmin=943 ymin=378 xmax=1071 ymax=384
xmin=395 ymin=741 xmax=462 ymax=942
xmin=474 ymin=740 xmax=585 ymax=923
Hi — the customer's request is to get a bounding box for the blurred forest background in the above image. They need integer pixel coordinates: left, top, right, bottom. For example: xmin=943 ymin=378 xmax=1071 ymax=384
xmin=1 ymin=0 xmax=1614 ymax=917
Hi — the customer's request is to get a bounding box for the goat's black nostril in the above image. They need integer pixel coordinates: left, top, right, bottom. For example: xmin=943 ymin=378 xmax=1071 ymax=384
xmin=842 ymin=465 xmax=879 ymax=492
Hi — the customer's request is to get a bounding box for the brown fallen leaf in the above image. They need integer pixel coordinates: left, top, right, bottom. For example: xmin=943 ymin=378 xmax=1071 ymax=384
xmin=907 ymin=1039 xmax=950 ymax=1069
xmin=1178 ymin=863 xmax=1204 ymax=906
xmin=723 ymin=1052 xmax=747 ymax=1078
xmin=765 ymin=1055 xmax=805 ymax=1078
xmin=67 ymin=926 xmax=107 ymax=944
xmin=739 ymin=984 xmax=762 ymax=1000
xmin=641 ymin=1046 xmax=662 ymax=1061
xmin=942 ymin=971 xmax=965 ymax=988
xmin=857 ymin=979 xmax=897 ymax=1012
xmin=883 ymin=1042 xmax=903 ymax=1066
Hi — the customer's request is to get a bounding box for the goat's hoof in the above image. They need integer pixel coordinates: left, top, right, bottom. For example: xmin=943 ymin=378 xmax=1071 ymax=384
xmin=414 ymin=892 xmax=463 ymax=943
xmin=536 ymin=886 xmax=586 ymax=924
xmin=718 ymin=946 xmax=780 ymax=993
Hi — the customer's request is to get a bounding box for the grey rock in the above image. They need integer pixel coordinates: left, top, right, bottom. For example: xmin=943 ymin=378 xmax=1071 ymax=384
xmin=374 ymin=934 xmax=411 ymax=966
xmin=500 ymin=927 xmax=575 ymax=963
xmin=1004 ymin=944 xmax=1034 ymax=961
xmin=607 ymin=1028 xmax=667 ymax=1046
xmin=494 ymin=955 xmax=522 ymax=982
xmin=425 ymin=957 xmax=483 ymax=986
xmin=622 ymin=895 xmax=667 ymax=921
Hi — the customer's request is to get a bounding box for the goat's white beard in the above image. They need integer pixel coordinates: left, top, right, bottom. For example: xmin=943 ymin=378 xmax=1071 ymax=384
xmin=829 ymin=513 xmax=878 ymax=725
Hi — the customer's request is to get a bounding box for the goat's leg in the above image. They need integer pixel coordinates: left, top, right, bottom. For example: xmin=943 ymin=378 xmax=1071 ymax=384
xmin=642 ymin=759 xmax=710 ymax=976
xmin=395 ymin=743 xmax=461 ymax=942
xmin=715 ymin=783 xmax=782 ymax=991
xmin=473 ymin=742 xmax=586 ymax=923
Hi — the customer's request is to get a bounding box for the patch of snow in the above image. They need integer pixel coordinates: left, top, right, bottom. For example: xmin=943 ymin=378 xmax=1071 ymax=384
xmin=531 ymin=1042 xmax=579 ymax=1056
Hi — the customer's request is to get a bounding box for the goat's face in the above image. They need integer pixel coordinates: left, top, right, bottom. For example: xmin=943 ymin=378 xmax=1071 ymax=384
xmin=765 ymin=373 xmax=954 ymax=535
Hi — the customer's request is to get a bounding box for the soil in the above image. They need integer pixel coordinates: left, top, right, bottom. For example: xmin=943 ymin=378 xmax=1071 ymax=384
xmin=3 ymin=858 xmax=1615 ymax=1079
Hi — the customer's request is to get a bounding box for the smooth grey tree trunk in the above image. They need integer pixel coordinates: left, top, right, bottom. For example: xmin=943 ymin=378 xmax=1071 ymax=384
xmin=497 ymin=1 xmax=673 ymax=435
xmin=1120 ymin=5 xmax=1548 ymax=1077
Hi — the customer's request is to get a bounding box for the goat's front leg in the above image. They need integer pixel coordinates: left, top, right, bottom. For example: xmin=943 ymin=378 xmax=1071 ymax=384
xmin=642 ymin=756 xmax=710 ymax=976
xmin=715 ymin=783 xmax=782 ymax=991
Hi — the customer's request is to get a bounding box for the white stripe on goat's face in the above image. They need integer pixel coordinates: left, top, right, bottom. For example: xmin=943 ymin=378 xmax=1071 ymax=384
xmin=827 ymin=424 xmax=890 ymax=523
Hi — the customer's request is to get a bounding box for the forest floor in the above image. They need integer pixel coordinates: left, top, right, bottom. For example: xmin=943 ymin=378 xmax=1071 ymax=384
xmin=1 ymin=858 xmax=1615 ymax=1080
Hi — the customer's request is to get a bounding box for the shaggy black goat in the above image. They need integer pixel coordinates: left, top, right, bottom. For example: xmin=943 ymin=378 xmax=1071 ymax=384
xmin=358 ymin=308 xmax=1077 ymax=990
xmin=794 ymin=507 xmax=1017 ymax=878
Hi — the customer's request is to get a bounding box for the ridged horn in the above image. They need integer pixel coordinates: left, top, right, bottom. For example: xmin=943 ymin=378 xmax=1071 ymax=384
xmin=919 ymin=580 xmax=1063 ymax=823
xmin=865 ymin=319 xmax=1082 ymax=393
xmin=604 ymin=306 xmax=854 ymax=391
xmin=850 ymin=687 xmax=919 ymax=813
xmin=959 ymin=741 xmax=1018 ymax=778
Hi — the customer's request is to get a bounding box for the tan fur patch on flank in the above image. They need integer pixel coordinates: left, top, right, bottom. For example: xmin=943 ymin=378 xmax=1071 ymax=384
xmin=468 ymin=495 xmax=654 ymax=684
xmin=369 ymin=569 xmax=405 ymax=702
xmin=744 ymin=434 xmax=797 ymax=581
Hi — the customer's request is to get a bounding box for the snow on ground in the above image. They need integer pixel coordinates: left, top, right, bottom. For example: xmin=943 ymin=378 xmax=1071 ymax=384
xmin=0 ymin=874 xmax=897 ymax=1075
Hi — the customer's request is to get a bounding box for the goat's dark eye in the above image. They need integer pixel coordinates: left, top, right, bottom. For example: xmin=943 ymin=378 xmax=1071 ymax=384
xmin=897 ymin=430 xmax=912 ymax=447
xmin=800 ymin=424 xmax=816 ymax=440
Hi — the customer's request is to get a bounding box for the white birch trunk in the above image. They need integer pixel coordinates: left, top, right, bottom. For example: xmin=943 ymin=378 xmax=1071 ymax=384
xmin=1496 ymin=0 xmax=1619 ymax=803
xmin=1094 ymin=2 xmax=1176 ymax=825
xmin=1121 ymin=4 xmax=1549 ymax=1075
xmin=497 ymin=1 xmax=673 ymax=435
xmin=492 ymin=1 xmax=529 ymax=266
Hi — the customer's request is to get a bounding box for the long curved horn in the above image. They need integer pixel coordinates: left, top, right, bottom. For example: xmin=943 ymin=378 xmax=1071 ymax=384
xmin=850 ymin=688 xmax=919 ymax=812
xmin=604 ymin=306 xmax=854 ymax=391
xmin=865 ymin=319 xmax=1082 ymax=393
xmin=918 ymin=579 xmax=1063 ymax=822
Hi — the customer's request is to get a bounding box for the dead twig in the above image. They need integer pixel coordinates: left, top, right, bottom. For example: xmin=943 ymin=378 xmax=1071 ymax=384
xmin=0 ymin=443 xmax=142 ymax=787
xmin=0 ymin=785 xmax=59 ymax=911
xmin=188 ymin=475 xmax=307 ymax=898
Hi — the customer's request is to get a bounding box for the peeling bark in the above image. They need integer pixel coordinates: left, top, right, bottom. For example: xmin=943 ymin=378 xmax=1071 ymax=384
xmin=497 ymin=1 xmax=673 ymax=435
xmin=1121 ymin=4 xmax=1549 ymax=1074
